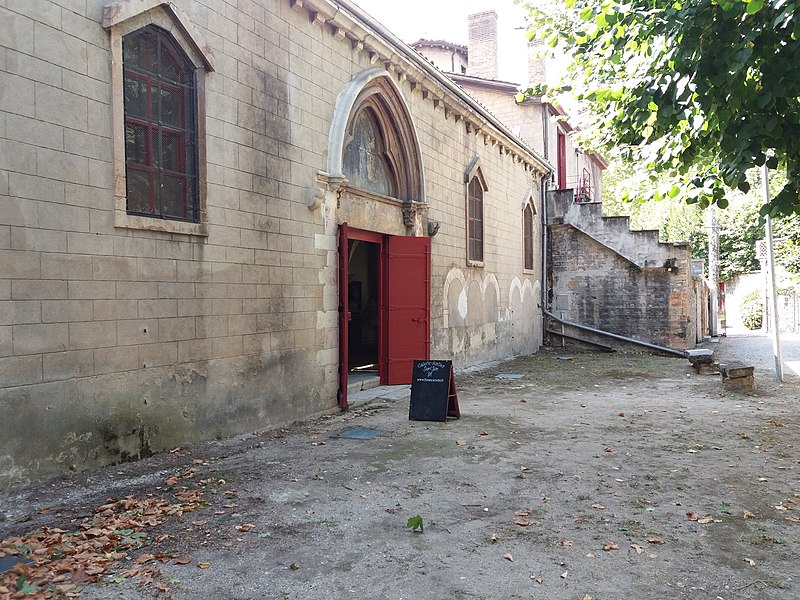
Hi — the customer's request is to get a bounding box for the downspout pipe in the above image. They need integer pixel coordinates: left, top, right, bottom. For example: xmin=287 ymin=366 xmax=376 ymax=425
xmin=540 ymin=174 xmax=687 ymax=359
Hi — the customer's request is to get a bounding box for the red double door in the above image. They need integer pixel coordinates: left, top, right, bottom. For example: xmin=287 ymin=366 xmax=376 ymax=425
xmin=337 ymin=224 xmax=431 ymax=408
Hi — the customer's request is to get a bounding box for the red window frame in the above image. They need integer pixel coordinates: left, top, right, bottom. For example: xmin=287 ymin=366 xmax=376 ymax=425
xmin=122 ymin=25 xmax=198 ymax=222
xmin=467 ymin=176 xmax=484 ymax=262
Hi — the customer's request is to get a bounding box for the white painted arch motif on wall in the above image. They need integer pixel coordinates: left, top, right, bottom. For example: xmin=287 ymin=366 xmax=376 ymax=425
xmin=444 ymin=268 xmax=539 ymax=329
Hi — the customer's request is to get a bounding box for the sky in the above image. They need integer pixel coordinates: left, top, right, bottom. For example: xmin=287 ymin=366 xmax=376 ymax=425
xmin=350 ymin=0 xmax=534 ymax=85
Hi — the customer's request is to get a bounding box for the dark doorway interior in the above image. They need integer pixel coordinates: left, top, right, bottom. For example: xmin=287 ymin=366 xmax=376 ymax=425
xmin=348 ymin=240 xmax=380 ymax=375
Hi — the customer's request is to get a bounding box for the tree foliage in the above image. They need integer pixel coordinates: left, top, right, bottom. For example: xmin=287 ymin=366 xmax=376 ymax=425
xmin=521 ymin=0 xmax=800 ymax=216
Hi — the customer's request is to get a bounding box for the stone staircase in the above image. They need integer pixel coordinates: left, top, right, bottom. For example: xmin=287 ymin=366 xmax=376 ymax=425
xmin=546 ymin=190 xmax=688 ymax=269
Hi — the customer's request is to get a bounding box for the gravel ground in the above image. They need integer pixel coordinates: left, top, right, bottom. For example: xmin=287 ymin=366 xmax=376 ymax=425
xmin=1 ymin=336 xmax=798 ymax=600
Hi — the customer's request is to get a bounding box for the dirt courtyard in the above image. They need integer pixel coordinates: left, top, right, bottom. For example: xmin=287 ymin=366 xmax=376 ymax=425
xmin=1 ymin=337 xmax=798 ymax=599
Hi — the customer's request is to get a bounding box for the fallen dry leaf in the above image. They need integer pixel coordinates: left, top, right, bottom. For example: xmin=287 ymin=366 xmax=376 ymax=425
xmin=592 ymin=503 xmax=606 ymax=510
xmin=235 ymin=523 xmax=255 ymax=532
xmin=289 ymin=563 xmax=300 ymax=571
xmin=503 ymin=553 xmax=514 ymax=562
xmin=631 ymin=544 xmax=645 ymax=554
xmin=456 ymin=440 xmax=466 ymax=446
xmin=646 ymin=537 xmax=666 ymax=544
xmin=618 ymin=412 xmax=625 ymax=417
xmin=490 ymin=533 xmax=498 ymax=543
xmin=743 ymin=557 xmax=755 ymax=566
xmin=197 ymin=562 xmax=212 ymax=569
xmin=582 ymin=596 xmax=594 ymax=600
xmin=743 ymin=508 xmax=755 ymax=519
xmin=534 ymin=577 xmax=543 ymax=584
xmin=479 ymin=430 xmax=489 ymax=436
xmin=785 ymin=515 xmax=800 ymax=523
xmin=697 ymin=516 xmax=714 ymax=524
xmin=686 ymin=512 xmax=699 ymax=521
xmin=602 ymin=542 xmax=619 ymax=551
xmin=192 ymin=520 xmax=208 ymax=526
xmin=516 ymin=508 xmax=532 ymax=516
xmin=514 ymin=517 xmax=531 ymax=527
xmin=603 ymin=447 xmax=613 ymax=453
xmin=173 ymin=556 xmax=192 ymax=565
xmin=770 ymin=419 xmax=784 ymax=427
xmin=560 ymin=539 xmax=573 ymax=547
xmin=520 ymin=465 xmax=529 ymax=471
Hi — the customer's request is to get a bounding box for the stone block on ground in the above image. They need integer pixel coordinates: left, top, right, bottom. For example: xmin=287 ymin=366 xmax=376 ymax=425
xmin=720 ymin=361 xmax=755 ymax=392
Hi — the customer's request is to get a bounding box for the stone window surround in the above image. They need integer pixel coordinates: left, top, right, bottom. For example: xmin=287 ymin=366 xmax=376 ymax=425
xmin=104 ymin=0 xmax=214 ymax=237
xmin=523 ymin=195 xmax=536 ymax=273
xmin=464 ymin=157 xmax=488 ymax=267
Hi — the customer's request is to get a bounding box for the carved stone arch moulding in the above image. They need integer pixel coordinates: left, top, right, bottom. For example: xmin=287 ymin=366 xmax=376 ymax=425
xmin=521 ymin=190 xmax=537 ymax=213
xmin=321 ymin=67 xmax=425 ymax=207
xmin=103 ymin=0 xmax=215 ymax=70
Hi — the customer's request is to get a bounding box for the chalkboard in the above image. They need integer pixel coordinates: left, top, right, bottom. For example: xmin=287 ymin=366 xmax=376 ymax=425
xmin=409 ymin=360 xmax=459 ymax=422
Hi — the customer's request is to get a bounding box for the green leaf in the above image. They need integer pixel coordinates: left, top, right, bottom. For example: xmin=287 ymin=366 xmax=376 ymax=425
xmin=16 ymin=575 xmax=41 ymax=595
xmin=746 ymin=0 xmax=765 ymax=14
xmin=406 ymin=515 xmax=424 ymax=532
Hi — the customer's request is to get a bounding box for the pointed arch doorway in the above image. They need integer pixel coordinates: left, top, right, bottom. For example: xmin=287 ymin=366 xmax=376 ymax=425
xmin=329 ymin=69 xmax=431 ymax=409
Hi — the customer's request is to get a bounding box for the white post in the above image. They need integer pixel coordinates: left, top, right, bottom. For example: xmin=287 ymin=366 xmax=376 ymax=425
xmin=707 ymin=205 xmax=719 ymax=337
xmin=762 ymin=163 xmax=784 ymax=382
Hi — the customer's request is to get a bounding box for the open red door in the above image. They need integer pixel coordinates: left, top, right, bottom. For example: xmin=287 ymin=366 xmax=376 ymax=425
xmin=337 ymin=223 xmax=349 ymax=409
xmin=386 ymin=236 xmax=431 ymax=384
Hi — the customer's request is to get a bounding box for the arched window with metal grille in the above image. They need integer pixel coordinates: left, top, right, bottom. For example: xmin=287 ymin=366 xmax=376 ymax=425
xmin=122 ymin=25 xmax=199 ymax=222
xmin=467 ymin=176 xmax=484 ymax=263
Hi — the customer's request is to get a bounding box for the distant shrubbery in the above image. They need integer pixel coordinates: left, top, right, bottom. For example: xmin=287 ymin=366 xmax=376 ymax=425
xmin=740 ymin=291 xmax=763 ymax=330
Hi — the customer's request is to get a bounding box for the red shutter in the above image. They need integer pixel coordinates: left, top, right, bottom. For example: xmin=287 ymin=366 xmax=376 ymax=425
xmin=386 ymin=236 xmax=431 ymax=384
xmin=557 ymin=131 xmax=567 ymax=190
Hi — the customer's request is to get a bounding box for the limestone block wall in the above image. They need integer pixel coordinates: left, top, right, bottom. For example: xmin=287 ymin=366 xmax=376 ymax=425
xmin=402 ymin=88 xmax=545 ymax=368
xmin=0 ymin=0 xmax=546 ymax=488
xmin=0 ymin=0 xmax=343 ymax=488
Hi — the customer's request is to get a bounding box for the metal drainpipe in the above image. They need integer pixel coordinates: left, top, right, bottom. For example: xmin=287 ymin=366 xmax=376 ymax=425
xmin=543 ymin=309 xmax=688 ymax=358
xmin=540 ymin=175 xmax=687 ymax=359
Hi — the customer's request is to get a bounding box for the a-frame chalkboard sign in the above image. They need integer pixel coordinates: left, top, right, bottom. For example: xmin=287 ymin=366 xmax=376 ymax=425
xmin=409 ymin=360 xmax=460 ymax=422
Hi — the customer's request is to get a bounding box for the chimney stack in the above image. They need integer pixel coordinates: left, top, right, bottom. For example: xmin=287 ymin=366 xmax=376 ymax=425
xmin=467 ymin=11 xmax=498 ymax=80
xmin=527 ymin=40 xmax=547 ymax=86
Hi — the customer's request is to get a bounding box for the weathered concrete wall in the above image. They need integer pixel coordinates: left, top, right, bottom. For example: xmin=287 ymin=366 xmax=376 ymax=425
xmin=547 ymin=191 xmax=698 ymax=349
xmin=0 ymin=0 xmax=546 ymax=488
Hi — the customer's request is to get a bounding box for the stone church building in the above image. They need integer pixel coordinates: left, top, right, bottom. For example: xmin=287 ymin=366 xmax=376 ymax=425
xmin=413 ymin=11 xmax=707 ymax=353
xmin=0 ymin=0 xmax=552 ymax=487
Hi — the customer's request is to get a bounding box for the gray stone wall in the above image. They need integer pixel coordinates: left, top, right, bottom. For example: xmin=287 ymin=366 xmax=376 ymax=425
xmin=547 ymin=191 xmax=698 ymax=349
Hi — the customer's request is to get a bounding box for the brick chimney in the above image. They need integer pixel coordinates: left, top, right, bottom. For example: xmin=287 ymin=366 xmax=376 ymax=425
xmin=467 ymin=11 xmax=498 ymax=80
xmin=527 ymin=40 xmax=547 ymax=86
